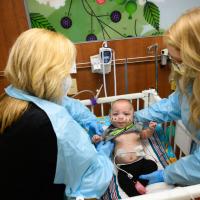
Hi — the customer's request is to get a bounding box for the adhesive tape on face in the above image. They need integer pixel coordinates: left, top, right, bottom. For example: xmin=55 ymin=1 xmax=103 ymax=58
xmin=111 ymin=116 xmax=131 ymax=122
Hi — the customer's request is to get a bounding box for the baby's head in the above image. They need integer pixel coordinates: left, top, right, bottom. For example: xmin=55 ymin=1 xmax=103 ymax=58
xmin=110 ymin=99 xmax=134 ymax=128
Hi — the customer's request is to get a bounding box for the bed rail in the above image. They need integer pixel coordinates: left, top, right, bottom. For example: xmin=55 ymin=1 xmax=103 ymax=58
xmin=126 ymin=184 xmax=200 ymax=200
xmin=81 ymin=89 xmax=158 ymax=116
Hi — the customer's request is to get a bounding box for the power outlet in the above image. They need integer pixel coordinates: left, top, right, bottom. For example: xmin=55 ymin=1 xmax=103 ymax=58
xmin=67 ymin=78 xmax=78 ymax=95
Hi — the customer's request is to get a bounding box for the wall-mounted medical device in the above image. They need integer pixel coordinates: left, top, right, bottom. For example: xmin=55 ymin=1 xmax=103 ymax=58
xmin=160 ymin=48 xmax=169 ymax=66
xmin=90 ymin=41 xmax=112 ymax=74
xmin=99 ymin=42 xmax=112 ymax=64
xmin=90 ymin=41 xmax=117 ymax=97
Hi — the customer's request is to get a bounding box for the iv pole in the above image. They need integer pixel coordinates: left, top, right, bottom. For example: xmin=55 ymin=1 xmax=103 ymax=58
xmin=147 ymin=44 xmax=159 ymax=92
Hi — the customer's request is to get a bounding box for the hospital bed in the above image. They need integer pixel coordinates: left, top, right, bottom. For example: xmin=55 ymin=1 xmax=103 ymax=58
xmin=81 ymin=89 xmax=200 ymax=200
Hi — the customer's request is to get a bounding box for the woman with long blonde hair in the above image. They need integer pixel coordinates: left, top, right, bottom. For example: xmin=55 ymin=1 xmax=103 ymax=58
xmin=136 ymin=7 xmax=200 ymax=186
xmin=0 ymin=28 xmax=113 ymax=200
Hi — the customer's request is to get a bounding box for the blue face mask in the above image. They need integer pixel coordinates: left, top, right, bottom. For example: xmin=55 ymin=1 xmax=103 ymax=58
xmin=63 ymin=75 xmax=72 ymax=95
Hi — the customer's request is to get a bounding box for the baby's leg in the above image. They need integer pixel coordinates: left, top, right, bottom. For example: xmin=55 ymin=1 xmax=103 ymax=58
xmin=117 ymin=160 xmax=149 ymax=197
xmin=138 ymin=159 xmax=158 ymax=185
xmin=118 ymin=169 xmax=140 ymax=197
xmin=141 ymin=159 xmax=158 ymax=174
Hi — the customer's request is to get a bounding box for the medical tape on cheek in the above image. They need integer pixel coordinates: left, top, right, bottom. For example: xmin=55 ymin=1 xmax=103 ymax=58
xmin=111 ymin=116 xmax=131 ymax=123
xmin=111 ymin=116 xmax=118 ymax=122
xmin=126 ymin=116 xmax=132 ymax=122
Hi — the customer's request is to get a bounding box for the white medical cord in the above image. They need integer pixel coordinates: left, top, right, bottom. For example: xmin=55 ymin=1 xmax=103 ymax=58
xmin=102 ymin=60 xmax=107 ymax=97
xmin=101 ymin=42 xmax=108 ymax=97
xmin=112 ymin=49 xmax=117 ymax=96
xmin=95 ymin=84 xmax=103 ymax=98
xmin=114 ymin=153 xmax=133 ymax=179
xmin=101 ymin=41 xmax=118 ymax=97
xmin=71 ymin=84 xmax=103 ymax=99
xmin=71 ymin=90 xmax=95 ymax=98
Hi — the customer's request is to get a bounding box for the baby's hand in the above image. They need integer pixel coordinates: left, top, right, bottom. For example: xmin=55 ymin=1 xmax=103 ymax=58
xmin=140 ymin=121 xmax=157 ymax=139
xmin=140 ymin=131 xmax=148 ymax=140
xmin=92 ymin=134 xmax=103 ymax=144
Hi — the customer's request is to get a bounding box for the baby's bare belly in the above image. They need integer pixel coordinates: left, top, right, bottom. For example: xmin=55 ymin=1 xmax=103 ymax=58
xmin=114 ymin=133 xmax=143 ymax=164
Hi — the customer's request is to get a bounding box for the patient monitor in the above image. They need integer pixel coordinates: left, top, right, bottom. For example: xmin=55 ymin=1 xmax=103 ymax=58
xmin=99 ymin=42 xmax=112 ymax=64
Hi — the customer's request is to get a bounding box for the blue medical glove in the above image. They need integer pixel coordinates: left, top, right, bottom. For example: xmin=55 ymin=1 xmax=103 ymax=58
xmin=139 ymin=170 xmax=164 ymax=184
xmin=96 ymin=141 xmax=114 ymax=157
xmin=85 ymin=121 xmax=104 ymax=135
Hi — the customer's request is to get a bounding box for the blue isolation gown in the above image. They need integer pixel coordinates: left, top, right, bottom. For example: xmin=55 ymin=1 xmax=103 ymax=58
xmin=5 ymin=85 xmax=114 ymax=198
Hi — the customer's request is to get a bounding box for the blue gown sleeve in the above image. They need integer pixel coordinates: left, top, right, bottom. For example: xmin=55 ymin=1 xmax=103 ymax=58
xmin=55 ymin=118 xmax=114 ymax=198
xmin=164 ymin=146 xmax=200 ymax=185
xmin=135 ymin=90 xmax=182 ymax=123
xmin=62 ymin=96 xmax=98 ymax=127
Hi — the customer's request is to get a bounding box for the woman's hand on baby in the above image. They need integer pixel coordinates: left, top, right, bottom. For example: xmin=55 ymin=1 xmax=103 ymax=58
xmin=85 ymin=121 xmax=104 ymax=135
xmin=139 ymin=170 xmax=164 ymax=184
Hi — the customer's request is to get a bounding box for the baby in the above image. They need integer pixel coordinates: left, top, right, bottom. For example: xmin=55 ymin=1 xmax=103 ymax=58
xmin=92 ymin=99 xmax=158 ymax=197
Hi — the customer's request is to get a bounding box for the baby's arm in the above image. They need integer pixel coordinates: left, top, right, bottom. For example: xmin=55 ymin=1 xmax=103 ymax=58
xmin=92 ymin=134 xmax=103 ymax=143
xmin=140 ymin=121 xmax=157 ymax=139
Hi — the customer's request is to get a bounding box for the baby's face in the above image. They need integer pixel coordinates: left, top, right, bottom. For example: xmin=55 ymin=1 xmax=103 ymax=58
xmin=110 ymin=101 xmax=134 ymax=128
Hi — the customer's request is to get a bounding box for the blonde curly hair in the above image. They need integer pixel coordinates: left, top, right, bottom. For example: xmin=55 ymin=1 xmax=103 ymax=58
xmin=164 ymin=7 xmax=200 ymax=129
